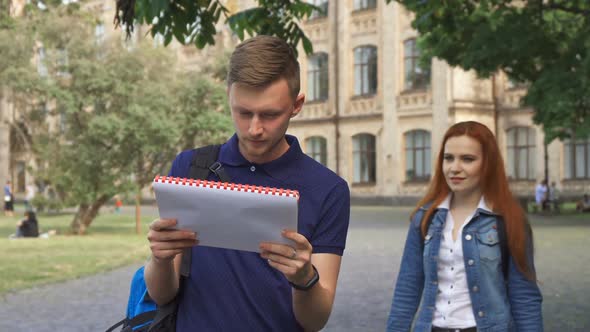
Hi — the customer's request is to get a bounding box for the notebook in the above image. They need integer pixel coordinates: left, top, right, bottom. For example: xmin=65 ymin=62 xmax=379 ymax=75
xmin=152 ymin=175 xmax=299 ymax=253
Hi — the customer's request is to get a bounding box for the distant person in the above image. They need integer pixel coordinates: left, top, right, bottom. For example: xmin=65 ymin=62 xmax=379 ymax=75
xmin=114 ymin=196 xmax=123 ymax=214
xmin=24 ymin=183 xmax=35 ymax=212
xmin=576 ymin=194 xmax=590 ymax=212
xmin=534 ymin=179 xmax=548 ymax=211
xmin=10 ymin=211 xmax=39 ymax=238
xmin=387 ymin=121 xmax=542 ymax=332
xmin=4 ymin=180 xmax=14 ymax=217
xmin=548 ymin=181 xmax=560 ymax=212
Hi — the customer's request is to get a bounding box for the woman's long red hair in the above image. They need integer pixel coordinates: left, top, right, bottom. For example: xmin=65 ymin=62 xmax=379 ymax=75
xmin=413 ymin=121 xmax=534 ymax=280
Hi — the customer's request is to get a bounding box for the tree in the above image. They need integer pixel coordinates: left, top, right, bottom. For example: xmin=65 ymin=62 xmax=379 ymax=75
xmin=114 ymin=0 xmax=321 ymax=56
xmin=390 ymin=0 xmax=590 ymax=143
xmin=3 ymin=4 xmax=233 ymax=234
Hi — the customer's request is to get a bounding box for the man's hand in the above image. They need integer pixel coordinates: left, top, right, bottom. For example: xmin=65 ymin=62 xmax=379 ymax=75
xmin=259 ymin=229 xmax=315 ymax=287
xmin=147 ymin=218 xmax=198 ymax=264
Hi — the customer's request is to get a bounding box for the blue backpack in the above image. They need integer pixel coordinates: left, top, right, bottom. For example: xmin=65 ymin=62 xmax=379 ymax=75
xmin=106 ymin=145 xmax=231 ymax=332
xmin=106 ymin=266 xmax=157 ymax=332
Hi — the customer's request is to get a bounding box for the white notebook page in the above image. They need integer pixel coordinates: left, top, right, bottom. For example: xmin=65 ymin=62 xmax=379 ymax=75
xmin=153 ymin=177 xmax=298 ymax=253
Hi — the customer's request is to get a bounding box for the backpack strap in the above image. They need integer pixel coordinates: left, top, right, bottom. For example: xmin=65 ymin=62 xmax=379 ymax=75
xmin=188 ymin=144 xmax=231 ymax=183
xmin=105 ymin=318 xmax=127 ymax=332
xmin=181 ymin=144 xmax=230 ymax=278
xmin=147 ymin=145 xmax=231 ymax=331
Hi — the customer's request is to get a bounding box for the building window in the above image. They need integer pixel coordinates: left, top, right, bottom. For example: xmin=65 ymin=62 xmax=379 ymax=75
xmin=308 ymin=0 xmax=328 ymax=19
xmin=564 ymin=138 xmax=590 ymax=179
xmin=405 ymin=130 xmax=431 ymax=181
xmin=56 ymin=48 xmax=69 ymax=77
xmin=95 ymin=23 xmax=105 ymax=44
xmin=305 ymin=136 xmax=327 ymax=165
xmin=353 ymin=0 xmax=376 ymax=11
xmin=59 ymin=110 xmax=67 ymax=133
xmin=506 ymin=76 xmax=527 ymax=90
xmin=16 ymin=161 xmax=26 ymax=193
xmin=307 ymin=52 xmax=329 ymax=102
xmin=153 ymin=33 xmax=165 ymax=47
xmin=121 ymin=23 xmax=138 ymax=49
xmin=354 ymin=46 xmax=377 ymax=96
xmin=37 ymin=47 xmax=48 ymax=77
xmin=353 ymin=134 xmax=376 ymax=184
xmin=506 ymin=127 xmax=536 ymax=180
xmin=404 ymin=38 xmax=430 ymax=90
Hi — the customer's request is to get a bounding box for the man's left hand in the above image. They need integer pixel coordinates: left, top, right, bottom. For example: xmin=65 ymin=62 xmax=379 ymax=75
xmin=259 ymin=230 xmax=314 ymax=287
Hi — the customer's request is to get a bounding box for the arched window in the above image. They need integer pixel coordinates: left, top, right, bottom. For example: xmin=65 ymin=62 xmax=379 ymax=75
xmin=305 ymin=136 xmax=327 ymax=165
xmin=352 ymin=133 xmax=376 ymax=183
xmin=308 ymin=0 xmax=328 ymax=19
xmin=403 ymin=39 xmax=430 ymax=90
xmin=307 ymin=53 xmax=329 ymax=101
xmin=564 ymin=138 xmax=590 ymax=179
xmin=353 ymin=0 xmax=376 ymax=11
xmin=404 ymin=130 xmax=431 ymax=181
xmin=506 ymin=127 xmax=536 ymax=180
xmin=353 ymin=46 xmax=377 ymax=96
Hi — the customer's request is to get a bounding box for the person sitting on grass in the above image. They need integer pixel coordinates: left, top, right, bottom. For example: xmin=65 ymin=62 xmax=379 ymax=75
xmin=576 ymin=194 xmax=590 ymax=212
xmin=10 ymin=211 xmax=40 ymax=239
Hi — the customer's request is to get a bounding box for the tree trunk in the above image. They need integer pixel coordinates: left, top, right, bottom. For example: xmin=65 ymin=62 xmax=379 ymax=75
xmin=70 ymin=203 xmax=89 ymax=234
xmin=70 ymin=195 xmax=109 ymax=235
xmin=135 ymin=190 xmax=141 ymax=234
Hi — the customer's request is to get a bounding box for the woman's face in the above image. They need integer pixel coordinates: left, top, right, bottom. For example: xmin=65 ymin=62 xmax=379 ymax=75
xmin=443 ymin=135 xmax=484 ymax=196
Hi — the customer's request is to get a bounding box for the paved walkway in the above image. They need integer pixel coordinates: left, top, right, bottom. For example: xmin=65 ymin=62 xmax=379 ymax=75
xmin=0 ymin=263 xmax=142 ymax=332
xmin=0 ymin=206 xmax=588 ymax=331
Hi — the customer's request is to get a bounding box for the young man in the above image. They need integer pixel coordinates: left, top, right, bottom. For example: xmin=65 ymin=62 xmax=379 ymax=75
xmin=144 ymin=36 xmax=350 ymax=331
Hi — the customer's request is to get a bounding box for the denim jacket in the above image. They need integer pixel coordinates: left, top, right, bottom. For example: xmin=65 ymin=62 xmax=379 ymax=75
xmin=387 ymin=206 xmax=543 ymax=332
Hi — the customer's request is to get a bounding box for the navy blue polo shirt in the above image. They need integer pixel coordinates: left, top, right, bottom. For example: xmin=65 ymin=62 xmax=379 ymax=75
xmin=172 ymin=134 xmax=350 ymax=332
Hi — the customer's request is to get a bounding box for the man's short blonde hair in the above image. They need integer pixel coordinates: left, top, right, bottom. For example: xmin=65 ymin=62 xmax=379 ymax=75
xmin=227 ymin=35 xmax=300 ymax=101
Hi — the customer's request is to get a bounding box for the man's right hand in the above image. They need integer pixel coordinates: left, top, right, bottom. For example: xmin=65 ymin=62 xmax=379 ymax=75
xmin=147 ymin=218 xmax=198 ymax=264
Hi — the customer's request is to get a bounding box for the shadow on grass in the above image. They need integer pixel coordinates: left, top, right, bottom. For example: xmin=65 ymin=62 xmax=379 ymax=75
xmin=0 ymin=210 xmax=153 ymax=238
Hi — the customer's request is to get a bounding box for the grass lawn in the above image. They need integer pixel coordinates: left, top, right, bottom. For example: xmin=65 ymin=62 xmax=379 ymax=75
xmin=0 ymin=207 xmax=153 ymax=295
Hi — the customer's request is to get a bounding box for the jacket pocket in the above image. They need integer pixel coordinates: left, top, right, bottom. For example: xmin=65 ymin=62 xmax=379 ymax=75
xmin=476 ymin=229 xmax=501 ymax=261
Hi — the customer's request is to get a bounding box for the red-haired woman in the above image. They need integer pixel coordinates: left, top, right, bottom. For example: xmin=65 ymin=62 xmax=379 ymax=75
xmin=387 ymin=121 xmax=542 ymax=332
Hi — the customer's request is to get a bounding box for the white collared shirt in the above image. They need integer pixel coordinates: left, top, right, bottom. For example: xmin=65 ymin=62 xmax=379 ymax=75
xmin=432 ymin=194 xmax=491 ymax=328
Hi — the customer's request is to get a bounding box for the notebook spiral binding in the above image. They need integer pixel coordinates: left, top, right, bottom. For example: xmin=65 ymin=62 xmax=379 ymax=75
xmin=154 ymin=175 xmax=300 ymax=199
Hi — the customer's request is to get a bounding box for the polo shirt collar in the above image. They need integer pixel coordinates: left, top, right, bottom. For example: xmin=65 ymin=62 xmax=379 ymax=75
xmin=219 ymin=134 xmax=303 ymax=181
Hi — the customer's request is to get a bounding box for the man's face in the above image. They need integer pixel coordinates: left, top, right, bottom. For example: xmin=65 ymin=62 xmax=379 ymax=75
xmin=228 ymin=79 xmax=304 ymax=164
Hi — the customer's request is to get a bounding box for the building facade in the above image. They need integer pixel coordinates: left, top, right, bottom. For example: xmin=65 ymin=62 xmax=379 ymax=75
xmin=2 ymin=0 xmax=589 ymax=203
xmin=288 ymin=0 xmax=590 ymax=203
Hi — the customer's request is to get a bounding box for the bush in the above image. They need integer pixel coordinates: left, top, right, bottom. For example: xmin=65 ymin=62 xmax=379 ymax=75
xmin=31 ymin=195 xmax=63 ymax=213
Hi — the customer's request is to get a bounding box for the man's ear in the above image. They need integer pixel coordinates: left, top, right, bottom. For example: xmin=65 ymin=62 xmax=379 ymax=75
xmin=291 ymin=93 xmax=305 ymax=118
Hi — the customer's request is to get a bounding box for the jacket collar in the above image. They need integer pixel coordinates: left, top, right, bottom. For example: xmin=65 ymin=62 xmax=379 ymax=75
xmin=436 ymin=194 xmax=494 ymax=214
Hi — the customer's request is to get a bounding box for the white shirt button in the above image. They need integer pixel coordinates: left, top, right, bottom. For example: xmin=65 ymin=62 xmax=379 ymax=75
xmin=473 ymin=286 xmax=479 ymax=292
xmin=468 ymin=259 xmax=474 ymax=266
xmin=250 ymin=166 xmax=256 ymax=172
xmin=478 ymin=311 xmax=485 ymax=317
xmin=465 ymin=234 xmax=472 ymax=240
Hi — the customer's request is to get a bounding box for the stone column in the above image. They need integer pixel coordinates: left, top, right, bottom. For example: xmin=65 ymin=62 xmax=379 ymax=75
xmin=430 ymin=58 xmax=451 ymax=164
xmin=0 ymin=88 xmax=12 ymax=185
